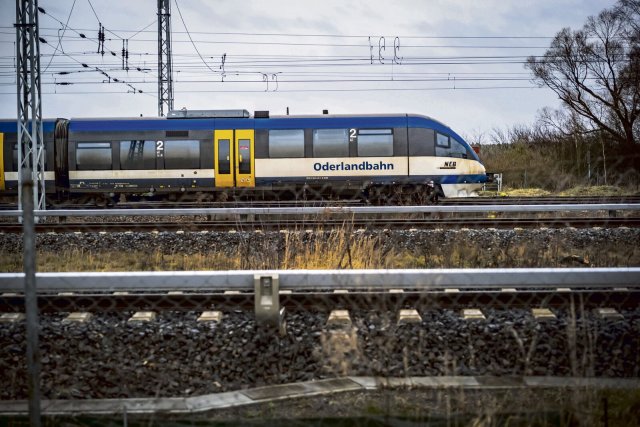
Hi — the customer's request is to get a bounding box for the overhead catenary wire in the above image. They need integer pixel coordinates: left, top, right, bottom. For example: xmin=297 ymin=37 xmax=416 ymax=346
xmin=172 ymin=0 xmax=220 ymax=76
xmin=20 ymin=8 xmax=150 ymax=96
xmin=42 ymin=0 xmax=77 ymax=73
xmin=28 ymin=5 xmax=159 ymax=87
xmin=0 ymin=6 xmax=629 ymax=98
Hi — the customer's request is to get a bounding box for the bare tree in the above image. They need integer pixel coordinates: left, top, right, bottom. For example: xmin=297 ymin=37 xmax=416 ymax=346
xmin=526 ymin=0 xmax=640 ymax=146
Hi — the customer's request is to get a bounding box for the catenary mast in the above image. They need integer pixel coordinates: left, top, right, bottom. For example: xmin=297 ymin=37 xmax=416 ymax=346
xmin=15 ymin=0 xmax=45 ymax=212
xmin=158 ymin=0 xmax=174 ymax=116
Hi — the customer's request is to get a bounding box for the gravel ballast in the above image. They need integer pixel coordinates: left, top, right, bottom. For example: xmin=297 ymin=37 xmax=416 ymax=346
xmin=1 ymin=227 xmax=639 ymax=400
xmin=1 ymin=309 xmax=639 ymax=400
xmin=1 ymin=226 xmax=640 ymax=268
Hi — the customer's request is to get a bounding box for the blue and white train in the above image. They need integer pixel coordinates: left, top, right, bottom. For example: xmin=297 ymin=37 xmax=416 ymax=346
xmin=0 ymin=110 xmax=489 ymax=204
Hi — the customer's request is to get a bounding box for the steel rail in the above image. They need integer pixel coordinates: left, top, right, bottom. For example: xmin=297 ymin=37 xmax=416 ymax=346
xmin=0 ymin=217 xmax=638 ymax=233
xmin=2 ymin=196 xmax=639 ymax=211
xmin=0 ymin=203 xmax=639 ymax=217
xmin=442 ymin=196 xmax=640 ymax=205
xmin=1 ymin=268 xmax=638 ymax=293
xmin=3 ymin=289 xmax=637 ymax=313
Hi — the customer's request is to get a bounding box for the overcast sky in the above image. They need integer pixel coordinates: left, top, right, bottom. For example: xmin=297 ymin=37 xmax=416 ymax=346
xmin=0 ymin=0 xmax=617 ymax=141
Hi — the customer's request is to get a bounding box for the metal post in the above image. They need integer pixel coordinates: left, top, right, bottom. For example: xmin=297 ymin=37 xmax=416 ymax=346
xmin=157 ymin=0 xmax=174 ymax=117
xmin=254 ymin=274 xmax=285 ymax=334
xmin=22 ymin=168 xmax=41 ymax=427
xmin=15 ymin=0 xmax=46 ymax=213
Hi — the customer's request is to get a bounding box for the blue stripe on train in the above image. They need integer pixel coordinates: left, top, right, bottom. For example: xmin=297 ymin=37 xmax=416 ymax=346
xmin=0 ymin=120 xmax=56 ymax=133
xmin=64 ymin=173 xmax=487 ymax=188
xmin=69 ymin=116 xmax=410 ymax=132
xmin=68 ymin=115 xmax=450 ymax=135
xmin=256 ymin=174 xmax=488 ymax=185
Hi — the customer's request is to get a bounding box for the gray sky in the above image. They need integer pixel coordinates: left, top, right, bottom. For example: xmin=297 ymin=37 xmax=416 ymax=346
xmin=0 ymin=0 xmax=616 ymax=140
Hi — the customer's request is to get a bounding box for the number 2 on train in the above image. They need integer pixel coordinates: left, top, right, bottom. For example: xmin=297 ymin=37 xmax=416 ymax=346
xmin=156 ymin=140 xmax=164 ymax=158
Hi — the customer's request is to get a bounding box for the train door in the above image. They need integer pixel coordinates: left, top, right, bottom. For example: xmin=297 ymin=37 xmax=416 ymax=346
xmin=214 ymin=129 xmax=255 ymax=188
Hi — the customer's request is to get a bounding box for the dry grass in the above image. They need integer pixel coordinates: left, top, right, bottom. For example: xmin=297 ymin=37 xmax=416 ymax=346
xmin=479 ymin=184 xmax=638 ymax=198
xmin=0 ymin=250 xmax=239 ymax=272
xmin=558 ymin=185 xmax=628 ymax=196
xmin=500 ymin=188 xmax=553 ymax=197
xmin=1 ymin=227 xmax=639 ymax=272
xmin=279 ymin=230 xmax=398 ymax=270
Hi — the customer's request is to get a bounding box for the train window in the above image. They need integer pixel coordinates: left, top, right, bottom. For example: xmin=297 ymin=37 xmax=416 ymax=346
xmin=408 ymin=128 xmax=434 ymax=156
xmin=313 ymin=129 xmax=348 ymax=157
xmin=269 ymin=129 xmax=304 ymax=158
xmin=357 ymin=129 xmax=393 ymax=157
xmin=450 ymin=138 xmax=469 ymax=159
xmin=436 ymin=132 xmax=450 ymax=148
xmin=76 ymin=142 xmax=112 ymax=170
xmin=119 ymin=141 xmax=155 ymax=170
xmin=238 ymin=139 xmax=251 ymax=174
xmin=436 ymin=133 xmax=468 ymax=159
xmin=164 ymin=140 xmax=200 ymax=169
xmin=11 ymin=144 xmax=48 ymax=170
xmin=218 ymin=139 xmax=230 ymax=174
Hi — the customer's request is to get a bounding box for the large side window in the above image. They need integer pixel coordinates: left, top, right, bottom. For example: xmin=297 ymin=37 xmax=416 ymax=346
xmin=408 ymin=127 xmax=434 ymax=156
xmin=313 ymin=129 xmax=348 ymax=157
xmin=436 ymin=132 xmax=468 ymax=159
xmin=164 ymin=140 xmax=200 ymax=169
xmin=12 ymin=143 xmax=48 ymax=170
xmin=357 ymin=129 xmax=393 ymax=157
xmin=76 ymin=142 xmax=112 ymax=170
xmin=119 ymin=140 xmax=155 ymax=169
xmin=269 ymin=129 xmax=304 ymax=158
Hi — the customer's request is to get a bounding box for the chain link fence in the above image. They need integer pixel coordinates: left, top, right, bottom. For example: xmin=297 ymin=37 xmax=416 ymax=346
xmin=1 ymin=184 xmax=640 ymax=425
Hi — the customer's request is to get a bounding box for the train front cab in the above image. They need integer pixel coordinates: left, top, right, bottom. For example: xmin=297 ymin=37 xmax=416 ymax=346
xmin=407 ymin=115 xmax=487 ymax=198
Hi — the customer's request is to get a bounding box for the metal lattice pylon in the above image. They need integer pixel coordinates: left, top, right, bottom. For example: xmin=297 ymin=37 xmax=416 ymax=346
xmin=158 ymin=0 xmax=174 ymax=117
xmin=15 ymin=0 xmax=45 ymax=212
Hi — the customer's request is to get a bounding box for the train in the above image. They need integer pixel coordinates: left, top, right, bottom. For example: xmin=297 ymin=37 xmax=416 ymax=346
xmin=0 ymin=110 xmax=489 ymax=205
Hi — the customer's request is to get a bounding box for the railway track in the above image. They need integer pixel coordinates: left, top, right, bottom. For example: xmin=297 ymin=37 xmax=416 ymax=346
xmin=2 ymin=268 xmax=638 ymax=315
xmin=1 ymin=195 xmax=639 ymax=211
xmin=2 ymin=286 xmax=637 ymax=314
xmin=2 ymin=269 xmax=638 ymax=408
xmin=442 ymin=195 xmax=640 ymax=205
xmin=1 ymin=216 xmax=638 ymax=232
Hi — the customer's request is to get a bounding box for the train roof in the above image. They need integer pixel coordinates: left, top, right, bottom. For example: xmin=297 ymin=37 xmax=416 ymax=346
xmin=0 ymin=113 xmax=466 ymax=146
xmin=67 ymin=113 xmax=457 ymax=133
xmin=0 ymin=119 xmax=57 ymax=133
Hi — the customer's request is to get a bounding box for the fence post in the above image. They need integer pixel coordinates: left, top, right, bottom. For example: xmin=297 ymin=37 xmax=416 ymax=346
xmin=22 ymin=168 xmax=41 ymax=426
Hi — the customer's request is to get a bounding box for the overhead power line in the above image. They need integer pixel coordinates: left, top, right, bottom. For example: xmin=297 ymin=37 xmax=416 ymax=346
xmin=5 ymin=5 xmax=624 ymax=100
xmin=172 ymin=0 xmax=219 ymax=76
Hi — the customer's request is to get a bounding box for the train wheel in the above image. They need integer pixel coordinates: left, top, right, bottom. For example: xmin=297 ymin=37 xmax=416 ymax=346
xmin=196 ymin=192 xmax=213 ymax=203
xmin=216 ymin=191 xmax=228 ymax=202
xmin=93 ymin=195 xmax=111 ymax=208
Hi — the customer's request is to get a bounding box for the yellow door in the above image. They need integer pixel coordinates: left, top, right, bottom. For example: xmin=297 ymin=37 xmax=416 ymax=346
xmin=214 ymin=130 xmax=234 ymax=187
xmin=0 ymin=133 xmax=4 ymax=191
xmin=214 ymin=129 xmax=255 ymax=188
xmin=235 ymin=129 xmax=255 ymax=187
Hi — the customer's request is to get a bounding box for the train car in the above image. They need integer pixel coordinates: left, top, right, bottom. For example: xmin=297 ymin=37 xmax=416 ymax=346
xmin=0 ymin=119 xmax=57 ymax=197
xmin=62 ymin=109 xmax=487 ymax=201
xmin=1 ymin=110 xmax=488 ymax=204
